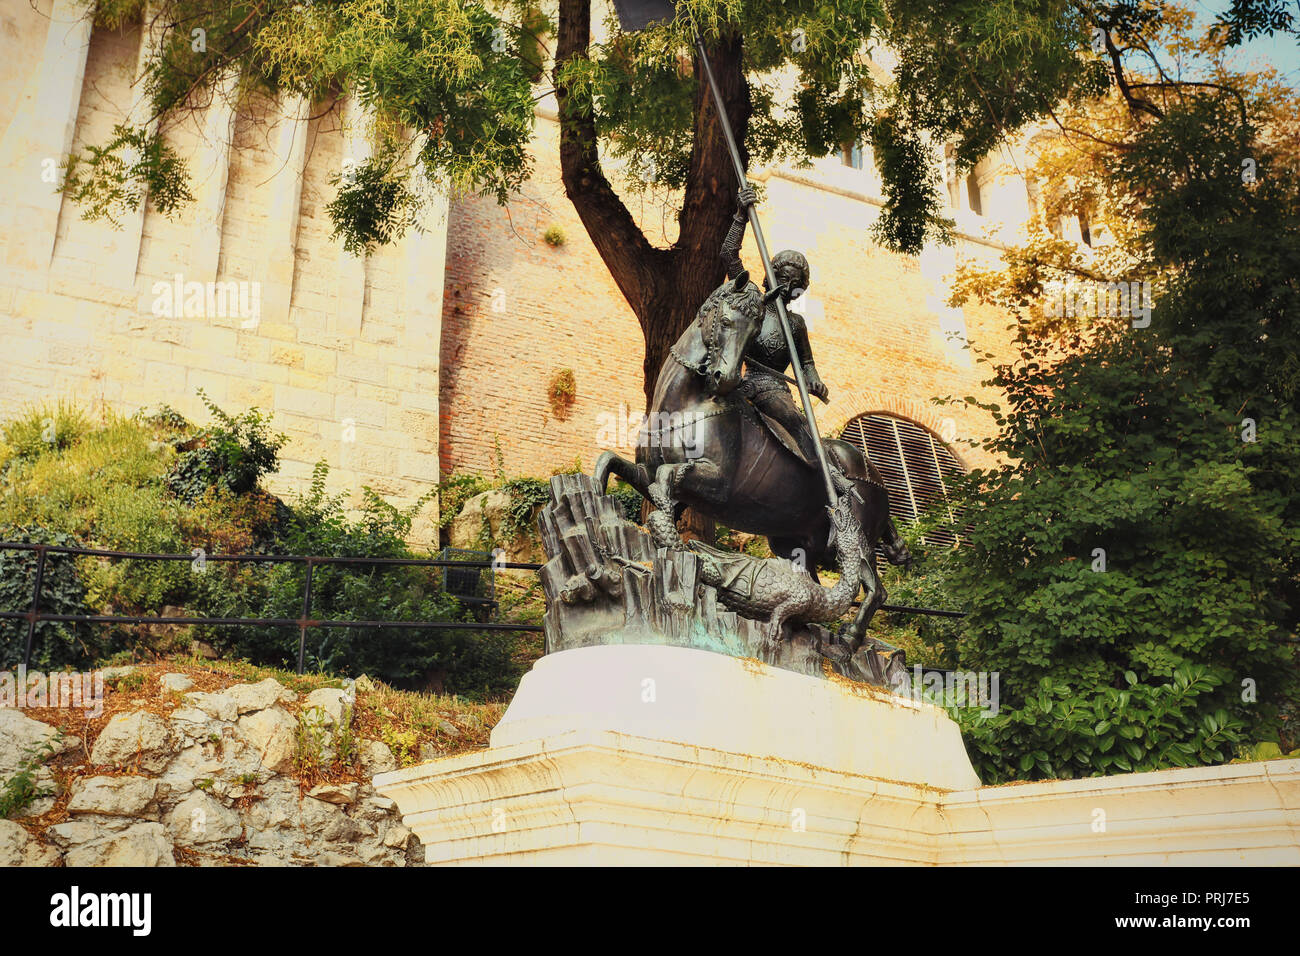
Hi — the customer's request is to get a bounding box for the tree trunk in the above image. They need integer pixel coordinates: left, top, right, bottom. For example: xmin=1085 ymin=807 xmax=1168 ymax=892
xmin=555 ymin=0 xmax=752 ymax=412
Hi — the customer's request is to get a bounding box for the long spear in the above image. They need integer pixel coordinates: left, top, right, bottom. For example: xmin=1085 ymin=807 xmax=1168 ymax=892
xmin=611 ymin=1 xmax=839 ymax=506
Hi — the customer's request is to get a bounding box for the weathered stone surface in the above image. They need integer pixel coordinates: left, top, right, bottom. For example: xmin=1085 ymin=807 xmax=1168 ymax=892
xmin=303 ymin=687 xmax=350 ymax=726
xmin=226 ymin=678 xmax=295 ymax=714
xmin=160 ymin=673 xmax=194 ymax=693
xmin=0 ymin=820 xmax=58 ymax=867
xmin=360 ymin=740 xmax=397 ymax=775
xmin=0 ymin=709 xmax=70 ymax=775
xmin=307 ymin=783 xmax=358 ymax=805
xmin=168 ymin=791 xmax=242 ymax=846
xmin=67 ymin=776 xmax=160 ymax=818
xmin=236 ymin=707 xmax=298 ymax=773
xmin=90 ymin=711 xmax=177 ymax=773
xmin=183 ymin=691 xmax=239 ymax=722
xmin=63 ymin=822 xmax=175 ymax=867
xmin=450 ymin=488 xmax=545 ymax=562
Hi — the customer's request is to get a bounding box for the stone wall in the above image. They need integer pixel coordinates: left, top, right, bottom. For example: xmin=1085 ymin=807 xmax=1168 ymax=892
xmin=0 ymin=667 xmax=423 ymax=867
xmin=0 ymin=1 xmax=447 ymax=543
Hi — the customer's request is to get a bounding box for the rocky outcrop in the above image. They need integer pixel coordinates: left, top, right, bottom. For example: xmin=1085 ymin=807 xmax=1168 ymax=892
xmin=449 ymin=489 xmax=545 ymax=563
xmin=2 ymin=670 xmax=425 ymax=867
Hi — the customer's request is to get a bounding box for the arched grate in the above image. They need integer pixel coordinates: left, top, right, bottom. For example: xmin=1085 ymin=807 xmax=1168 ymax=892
xmin=840 ymin=414 xmax=966 ymax=547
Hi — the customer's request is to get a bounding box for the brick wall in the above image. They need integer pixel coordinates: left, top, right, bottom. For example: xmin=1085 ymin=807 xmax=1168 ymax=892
xmin=439 ymin=113 xmax=1015 ymax=482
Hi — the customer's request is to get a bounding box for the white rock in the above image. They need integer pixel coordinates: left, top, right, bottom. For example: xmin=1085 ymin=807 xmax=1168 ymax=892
xmin=63 ymin=822 xmax=175 ymax=867
xmin=90 ymin=711 xmax=176 ymax=773
xmin=303 ymin=687 xmax=351 ymax=726
xmin=382 ymin=824 xmax=412 ymax=849
xmin=307 ymin=783 xmax=358 ymax=805
xmin=0 ymin=819 xmax=58 ymax=866
xmin=183 ymin=691 xmax=238 ymax=722
xmin=67 ymin=775 xmax=159 ymax=818
xmin=159 ymin=673 xmax=194 ymax=693
xmin=237 ymin=707 xmax=298 ymax=774
xmin=360 ymin=740 xmax=397 ymax=775
xmin=0 ymin=709 xmax=70 ymax=776
xmin=168 ymin=791 xmax=242 ymax=846
xmin=226 ymin=678 xmax=295 ymax=714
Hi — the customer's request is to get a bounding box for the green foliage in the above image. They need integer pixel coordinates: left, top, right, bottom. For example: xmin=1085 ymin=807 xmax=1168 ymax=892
xmin=0 ymin=735 xmax=60 ymax=819
xmin=327 ymin=159 xmax=423 ymax=256
xmin=61 ymin=123 xmax=193 ymax=229
xmin=0 ymin=402 xmax=92 ymax=464
xmin=165 ymin=390 xmax=287 ymax=504
xmin=62 ymin=0 xmax=1117 ymax=260
xmin=0 ymin=528 xmax=103 ymax=670
xmin=933 ymin=93 xmax=1300 ymax=781
xmin=958 ymin=665 xmax=1248 ymax=783
xmin=192 ymin=462 xmax=517 ymax=696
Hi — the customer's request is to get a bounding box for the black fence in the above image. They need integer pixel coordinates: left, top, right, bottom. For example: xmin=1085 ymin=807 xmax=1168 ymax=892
xmin=0 ymin=540 xmax=962 ymax=674
xmin=0 ymin=541 xmax=544 ymax=673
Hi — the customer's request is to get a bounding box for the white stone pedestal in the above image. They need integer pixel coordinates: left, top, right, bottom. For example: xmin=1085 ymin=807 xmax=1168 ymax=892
xmin=374 ymin=646 xmax=1300 ymax=866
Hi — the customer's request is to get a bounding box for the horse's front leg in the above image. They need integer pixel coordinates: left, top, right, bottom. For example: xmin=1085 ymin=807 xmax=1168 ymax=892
xmin=670 ymin=457 xmax=731 ymax=515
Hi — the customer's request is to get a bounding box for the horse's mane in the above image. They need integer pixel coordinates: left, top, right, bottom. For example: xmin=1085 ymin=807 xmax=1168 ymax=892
xmin=698 ymin=272 xmax=761 ymax=325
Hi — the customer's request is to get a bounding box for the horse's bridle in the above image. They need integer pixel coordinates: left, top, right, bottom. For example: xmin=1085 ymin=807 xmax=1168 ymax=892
xmin=670 ymin=290 xmax=742 ymax=381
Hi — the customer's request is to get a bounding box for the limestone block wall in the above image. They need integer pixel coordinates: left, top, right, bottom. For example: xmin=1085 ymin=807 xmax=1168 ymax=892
xmin=0 ymin=1 xmax=447 ymax=543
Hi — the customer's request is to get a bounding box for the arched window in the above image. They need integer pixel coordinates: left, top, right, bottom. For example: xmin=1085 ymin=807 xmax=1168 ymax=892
xmin=840 ymin=413 xmax=966 ymax=547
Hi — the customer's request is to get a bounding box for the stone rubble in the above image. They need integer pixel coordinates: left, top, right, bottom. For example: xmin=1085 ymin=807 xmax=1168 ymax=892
xmin=2 ymin=675 xmax=426 ymax=867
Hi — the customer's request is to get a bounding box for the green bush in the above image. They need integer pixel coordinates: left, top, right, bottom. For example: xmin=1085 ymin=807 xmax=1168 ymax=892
xmin=165 ymin=390 xmax=286 ymax=504
xmin=193 ymin=463 xmax=521 ymax=697
xmin=0 ymin=527 xmax=106 ymax=670
xmin=930 ymin=98 xmax=1300 ymax=781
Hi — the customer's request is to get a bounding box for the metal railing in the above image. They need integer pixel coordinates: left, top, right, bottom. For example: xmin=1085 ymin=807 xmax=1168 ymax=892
xmin=0 ymin=540 xmax=963 ymax=674
xmin=0 ymin=541 xmax=544 ymax=673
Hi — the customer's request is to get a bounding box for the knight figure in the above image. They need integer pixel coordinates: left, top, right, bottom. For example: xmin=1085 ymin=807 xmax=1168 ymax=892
xmin=720 ymin=186 xmax=829 ymax=467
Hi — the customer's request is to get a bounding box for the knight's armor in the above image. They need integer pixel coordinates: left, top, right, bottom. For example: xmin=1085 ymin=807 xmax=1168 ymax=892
xmin=720 ymin=207 xmax=828 ymax=463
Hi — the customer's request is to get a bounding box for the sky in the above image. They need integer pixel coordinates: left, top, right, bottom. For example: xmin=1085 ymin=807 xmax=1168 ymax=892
xmin=1190 ymin=1 xmax=1300 ymax=87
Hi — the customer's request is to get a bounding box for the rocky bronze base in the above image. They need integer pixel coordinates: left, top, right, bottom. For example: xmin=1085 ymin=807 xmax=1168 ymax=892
xmin=536 ymin=473 xmax=908 ymax=690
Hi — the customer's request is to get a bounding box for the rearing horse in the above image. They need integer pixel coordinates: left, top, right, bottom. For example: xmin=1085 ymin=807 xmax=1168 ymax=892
xmin=595 ymin=272 xmax=911 ymax=646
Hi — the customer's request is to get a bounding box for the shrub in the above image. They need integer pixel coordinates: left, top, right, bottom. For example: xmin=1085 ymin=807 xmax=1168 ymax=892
xmin=0 ymin=401 xmax=91 ymax=466
xmin=165 ymin=390 xmax=286 ymax=504
xmin=0 ymin=527 xmax=105 ymax=670
xmin=193 ymin=463 xmax=521 ymax=696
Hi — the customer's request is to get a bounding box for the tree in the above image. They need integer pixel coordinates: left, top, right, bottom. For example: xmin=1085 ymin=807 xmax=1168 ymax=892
xmin=933 ymin=7 xmax=1300 ymax=782
xmin=68 ymin=0 xmax=1103 ymax=404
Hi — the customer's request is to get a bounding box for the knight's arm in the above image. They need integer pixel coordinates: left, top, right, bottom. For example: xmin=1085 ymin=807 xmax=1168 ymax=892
xmin=720 ymin=187 xmax=756 ymax=280
xmin=720 ymin=210 xmax=748 ymax=280
xmin=791 ymin=312 xmax=829 ymax=399
xmin=791 ymin=312 xmax=817 ymax=371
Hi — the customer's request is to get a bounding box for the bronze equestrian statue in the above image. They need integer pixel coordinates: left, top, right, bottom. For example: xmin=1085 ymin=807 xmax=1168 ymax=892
xmin=594 ymin=239 xmax=912 ymax=647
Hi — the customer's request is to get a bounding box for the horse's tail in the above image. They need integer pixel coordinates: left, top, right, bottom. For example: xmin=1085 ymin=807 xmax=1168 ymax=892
xmin=879 ymin=517 xmax=914 ymax=571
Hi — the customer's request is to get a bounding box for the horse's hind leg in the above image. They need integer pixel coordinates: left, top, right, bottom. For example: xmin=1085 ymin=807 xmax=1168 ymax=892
xmin=594 ymin=450 xmax=650 ymax=498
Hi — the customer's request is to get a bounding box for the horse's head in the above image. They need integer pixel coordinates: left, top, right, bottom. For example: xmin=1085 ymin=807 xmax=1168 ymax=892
xmin=697 ymin=271 xmax=762 ymax=395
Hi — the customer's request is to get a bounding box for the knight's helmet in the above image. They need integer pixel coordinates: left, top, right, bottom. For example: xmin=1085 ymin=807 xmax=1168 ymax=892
xmin=766 ymin=250 xmax=811 ymax=300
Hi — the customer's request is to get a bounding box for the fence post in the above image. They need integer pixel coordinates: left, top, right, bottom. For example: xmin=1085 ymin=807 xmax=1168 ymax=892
xmin=297 ymin=558 xmax=315 ymax=675
xmin=23 ymin=545 xmax=47 ymax=669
